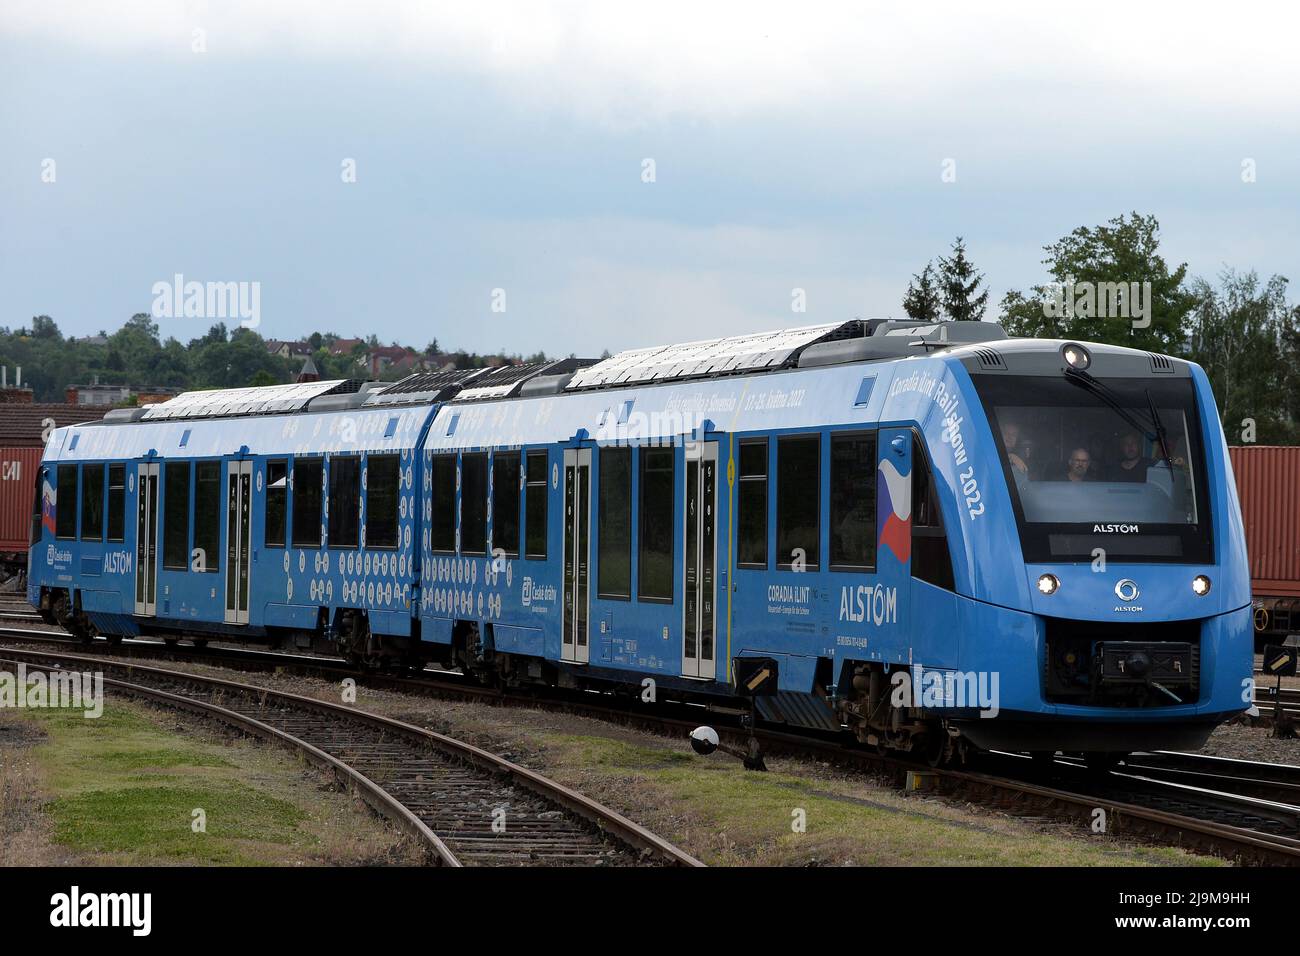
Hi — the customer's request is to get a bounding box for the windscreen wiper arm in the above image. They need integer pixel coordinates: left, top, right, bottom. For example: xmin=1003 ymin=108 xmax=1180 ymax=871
xmin=1145 ymin=388 xmax=1175 ymax=471
xmin=1062 ymin=368 xmax=1159 ymax=444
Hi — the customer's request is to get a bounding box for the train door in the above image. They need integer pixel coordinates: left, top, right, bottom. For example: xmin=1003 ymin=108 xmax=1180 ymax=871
xmin=224 ymin=461 xmax=252 ymax=624
xmin=134 ymin=462 xmax=159 ymax=616
xmin=561 ymin=448 xmax=591 ymax=663
xmin=681 ymin=441 xmax=718 ymax=679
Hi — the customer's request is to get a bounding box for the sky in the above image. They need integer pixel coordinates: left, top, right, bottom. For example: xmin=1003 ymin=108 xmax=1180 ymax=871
xmin=2 ymin=1 xmax=1298 ymax=358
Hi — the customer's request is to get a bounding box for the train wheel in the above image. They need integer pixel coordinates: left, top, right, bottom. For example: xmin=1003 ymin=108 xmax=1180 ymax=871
xmin=925 ymin=730 xmax=954 ymax=768
xmin=191 ymin=638 xmax=208 ymax=649
xmin=163 ymin=637 xmax=179 ymax=647
xmin=105 ymin=634 xmax=122 ymax=647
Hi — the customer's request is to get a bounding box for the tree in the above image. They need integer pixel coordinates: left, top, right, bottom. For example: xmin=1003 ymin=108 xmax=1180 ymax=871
xmin=937 ymin=237 xmax=989 ymax=322
xmin=1279 ymin=302 xmax=1300 ymax=433
xmin=902 ymin=263 xmax=943 ymax=321
xmin=31 ymin=314 xmax=63 ymax=341
xmin=999 ymin=212 xmax=1195 ymax=353
xmin=151 ymin=338 xmax=191 ymax=386
xmin=1187 ymin=269 xmax=1296 ymax=444
xmin=107 ymin=313 xmax=163 ymax=383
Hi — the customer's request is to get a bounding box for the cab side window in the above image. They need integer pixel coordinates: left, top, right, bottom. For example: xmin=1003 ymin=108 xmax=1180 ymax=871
xmin=912 ymin=436 xmax=955 ymax=591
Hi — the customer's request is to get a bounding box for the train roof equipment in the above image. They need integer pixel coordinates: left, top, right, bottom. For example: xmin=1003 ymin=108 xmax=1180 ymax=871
xmin=99 ymin=379 xmax=370 ymax=425
xmin=366 ymin=358 xmax=597 ymax=408
xmin=563 ymin=319 xmax=1008 ymax=391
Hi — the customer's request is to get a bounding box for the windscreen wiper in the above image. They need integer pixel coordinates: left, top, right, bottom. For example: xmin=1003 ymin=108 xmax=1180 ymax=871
xmin=1063 ymin=368 xmax=1160 ymax=445
xmin=1145 ymin=388 xmax=1175 ymax=471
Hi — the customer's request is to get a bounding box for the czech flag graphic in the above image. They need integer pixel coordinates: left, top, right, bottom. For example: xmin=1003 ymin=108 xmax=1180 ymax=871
xmin=42 ymin=478 xmax=57 ymax=535
xmin=876 ymin=456 xmax=912 ymax=564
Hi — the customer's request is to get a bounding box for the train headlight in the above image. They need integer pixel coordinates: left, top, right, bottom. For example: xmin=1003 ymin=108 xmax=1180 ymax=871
xmin=1036 ymin=573 xmax=1060 ymax=595
xmin=1061 ymin=343 xmax=1091 ymax=371
xmin=1192 ymin=574 xmax=1212 ymax=596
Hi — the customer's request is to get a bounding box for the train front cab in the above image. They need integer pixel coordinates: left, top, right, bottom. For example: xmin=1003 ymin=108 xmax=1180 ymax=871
xmin=939 ymin=342 xmax=1254 ymax=757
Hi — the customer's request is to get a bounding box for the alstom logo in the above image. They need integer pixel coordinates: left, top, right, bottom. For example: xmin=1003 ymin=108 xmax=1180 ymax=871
xmin=1093 ymin=523 xmax=1140 ymax=534
xmin=839 ymin=584 xmax=898 ymax=626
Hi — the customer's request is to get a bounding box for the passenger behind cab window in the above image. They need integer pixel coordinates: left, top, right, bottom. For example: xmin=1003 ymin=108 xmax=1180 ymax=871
xmin=1107 ymin=431 xmax=1152 ymax=482
xmin=999 ymin=420 xmax=1028 ymax=476
xmin=1063 ymin=447 xmax=1094 ymax=482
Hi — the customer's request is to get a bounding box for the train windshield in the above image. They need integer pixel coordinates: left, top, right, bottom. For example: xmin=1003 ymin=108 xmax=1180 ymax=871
xmin=971 ymin=373 xmax=1213 ymax=564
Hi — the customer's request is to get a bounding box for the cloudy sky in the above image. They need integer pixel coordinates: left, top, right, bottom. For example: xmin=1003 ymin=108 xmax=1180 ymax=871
xmin=3 ymin=1 xmax=1297 ymax=357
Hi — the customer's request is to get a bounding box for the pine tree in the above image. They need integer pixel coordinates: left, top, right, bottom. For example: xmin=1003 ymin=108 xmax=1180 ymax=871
xmin=938 ymin=236 xmax=989 ymax=321
xmin=902 ymin=263 xmax=942 ymax=321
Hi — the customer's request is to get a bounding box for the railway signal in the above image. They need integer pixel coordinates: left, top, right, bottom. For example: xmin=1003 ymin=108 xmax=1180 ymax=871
xmin=1262 ymin=643 xmax=1298 ymax=739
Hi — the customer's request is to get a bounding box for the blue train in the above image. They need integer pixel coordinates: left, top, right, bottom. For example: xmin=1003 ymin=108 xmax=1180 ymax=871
xmin=26 ymin=320 xmax=1254 ymax=764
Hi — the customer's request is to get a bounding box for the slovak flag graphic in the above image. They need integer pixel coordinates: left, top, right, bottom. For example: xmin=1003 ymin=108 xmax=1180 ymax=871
xmin=876 ymin=456 xmax=912 ymax=564
xmin=42 ymin=478 xmax=57 ymax=534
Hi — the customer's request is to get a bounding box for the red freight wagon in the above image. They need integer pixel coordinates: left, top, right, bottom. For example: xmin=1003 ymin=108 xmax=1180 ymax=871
xmin=0 ymin=402 xmax=107 ymax=583
xmin=0 ymin=446 xmax=41 ymax=568
xmin=1227 ymin=445 xmax=1300 ymax=643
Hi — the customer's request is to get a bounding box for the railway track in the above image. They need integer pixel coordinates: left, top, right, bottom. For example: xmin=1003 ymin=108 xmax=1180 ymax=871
xmin=3 ymin=624 xmax=1299 ymax=864
xmin=0 ymin=598 xmax=41 ymax=622
xmin=999 ymin=752 xmax=1300 ymax=837
xmin=1109 ymin=750 xmax=1300 ymax=805
xmin=0 ymin=644 xmax=701 ymax=868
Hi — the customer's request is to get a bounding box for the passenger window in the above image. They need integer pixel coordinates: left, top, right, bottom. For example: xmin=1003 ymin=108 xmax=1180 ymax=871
xmin=194 ymin=461 xmax=221 ymax=573
xmin=367 ymin=455 xmax=400 ymax=550
xmin=162 ymin=461 xmax=191 ymax=570
xmin=264 ymin=460 xmax=288 ymax=547
xmin=107 ymin=464 xmax=125 ymax=542
xmin=492 ymin=452 xmax=521 ymax=557
xmin=431 ymin=455 xmax=456 ymax=552
xmin=830 ymin=433 xmax=876 ymax=570
xmin=328 ymin=456 xmax=361 ymax=549
xmin=638 ymin=447 xmax=674 ymax=602
xmin=292 ymin=458 xmax=323 ymax=548
xmin=737 ymin=439 xmax=768 ymax=567
xmin=525 ymin=450 xmax=548 ymax=559
xmin=80 ymin=464 xmax=104 ymax=541
xmin=912 ymin=436 xmax=955 ymax=591
xmin=776 ymin=435 xmax=820 ymax=570
xmin=598 ymin=447 xmax=631 ymax=598
xmin=56 ymin=464 xmax=78 ymax=539
xmin=461 ymin=454 xmax=488 ymax=554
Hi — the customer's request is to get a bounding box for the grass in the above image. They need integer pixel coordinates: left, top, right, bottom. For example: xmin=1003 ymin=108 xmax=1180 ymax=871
xmin=14 ymin=702 xmax=420 ymax=866
xmin=541 ymin=733 xmax=1225 ymax=867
